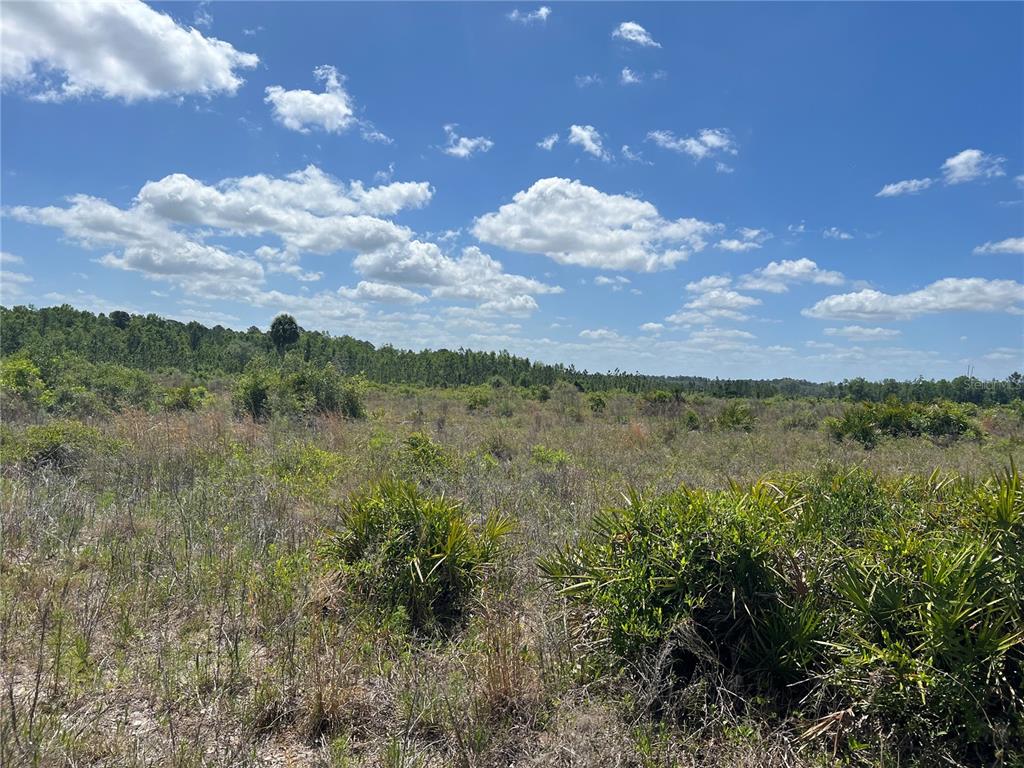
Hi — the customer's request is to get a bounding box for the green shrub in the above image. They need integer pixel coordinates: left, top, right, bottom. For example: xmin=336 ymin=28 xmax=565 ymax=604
xmin=0 ymin=420 xmax=111 ymax=470
xmin=163 ymin=384 xmax=209 ymax=411
xmin=682 ymin=409 xmax=700 ymax=431
xmin=233 ymin=361 xmax=274 ymax=419
xmin=528 ymin=384 xmax=551 ymax=403
xmin=0 ymin=356 xmax=46 ymax=404
xmin=231 ymin=358 xmax=365 ymax=421
xmin=401 ymin=431 xmax=453 ymax=479
xmin=586 ymin=392 xmax=606 ymax=413
xmin=716 ymin=401 xmax=755 ymax=431
xmin=539 ymin=482 xmax=807 ymax=685
xmin=827 ymin=399 xmax=981 ymax=448
xmin=465 ymin=387 xmax=491 ymax=412
xmin=530 ymin=444 xmax=570 ymax=468
xmin=539 ymin=468 xmax=1024 ymax=762
xmin=276 ymin=357 xmax=365 ymax=418
xmin=318 ymin=480 xmax=513 ymax=631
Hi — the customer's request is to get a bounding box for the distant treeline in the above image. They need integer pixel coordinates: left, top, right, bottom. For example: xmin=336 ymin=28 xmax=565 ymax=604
xmin=1 ymin=304 xmax=1021 ymax=403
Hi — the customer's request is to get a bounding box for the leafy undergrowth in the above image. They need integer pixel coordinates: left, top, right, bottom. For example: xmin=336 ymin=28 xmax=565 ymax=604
xmin=825 ymin=398 xmax=982 ymax=448
xmin=539 ymin=464 xmax=1024 ymax=765
xmin=318 ymin=479 xmax=514 ymax=633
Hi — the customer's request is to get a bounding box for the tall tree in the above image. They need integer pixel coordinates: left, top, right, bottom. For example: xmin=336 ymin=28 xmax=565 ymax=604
xmin=270 ymin=314 xmax=300 ymax=356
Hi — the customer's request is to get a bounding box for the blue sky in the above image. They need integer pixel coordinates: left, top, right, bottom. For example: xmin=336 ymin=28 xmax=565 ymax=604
xmin=1 ymin=1 xmax=1021 ymax=380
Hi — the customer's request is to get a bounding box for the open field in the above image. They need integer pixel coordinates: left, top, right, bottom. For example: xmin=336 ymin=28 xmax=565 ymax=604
xmin=2 ymin=381 xmax=1022 ymax=767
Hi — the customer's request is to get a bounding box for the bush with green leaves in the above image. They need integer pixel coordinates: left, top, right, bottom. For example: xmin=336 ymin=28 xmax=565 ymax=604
xmin=539 ymin=467 xmax=1023 ymax=763
xmin=400 ymin=431 xmax=454 ymax=481
xmin=232 ymin=357 xmax=366 ymax=420
xmin=716 ymin=400 xmax=754 ymax=431
xmin=0 ymin=420 xmax=114 ymax=471
xmin=826 ymin=398 xmax=982 ymax=448
xmin=682 ymin=409 xmax=700 ymax=431
xmin=233 ymin=360 xmax=274 ymax=419
xmin=163 ymin=384 xmax=209 ymax=411
xmin=465 ymin=387 xmax=491 ymax=412
xmin=318 ymin=480 xmax=513 ymax=632
xmin=530 ymin=444 xmax=570 ymax=468
xmin=0 ymin=356 xmax=46 ymax=406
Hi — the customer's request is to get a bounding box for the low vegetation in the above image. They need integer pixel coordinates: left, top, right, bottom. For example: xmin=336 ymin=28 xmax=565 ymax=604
xmin=1 ymin=308 xmax=1022 ymax=767
xmin=540 ymin=466 xmax=1023 ymax=763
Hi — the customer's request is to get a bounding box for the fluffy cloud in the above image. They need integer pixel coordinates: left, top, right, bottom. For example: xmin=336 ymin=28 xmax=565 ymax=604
xmin=575 ymin=74 xmax=602 ymax=88
xmin=508 ymin=6 xmax=551 ymax=23
xmin=663 ymin=275 xmax=760 ymax=326
xmin=265 ymin=66 xmax=368 ymax=135
xmin=567 ymin=124 xmax=610 ymax=160
xmin=472 ymin=177 xmax=720 ymax=271
xmin=0 ymin=0 xmax=258 ymax=102
xmin=647 ymin=129 xmax=736 ymax=164
xmin=824 ymin=326 xmax=901 ymax=341
xmin=612 ymin=21 xmax=660 ymax=47
xmin=441 ymin=124 xmax=494 ymax=158
xmin=353 ymin=244 xmax=560 ymax=314
xmin=973 ymin=237 xmax=1024 ymax=255
xmin=8 ymin=168 xmax=556 ymax=315
xmin=8 ymin=193 xmax=266 ymax=297
xmin=876 ymin=149 xmax=1006 ymax=197
xmin=876 ymin=178 xmax=934 ymax=197
xmin=738 ymin=258 xmax=844 ymax=293
xmin=338 ymin=281 xmax=426 ymax=304
xmin=941 ymin=149 xmax=1006 ymax=185
xmin=804 ymin=278 xmax=1024 ymax=320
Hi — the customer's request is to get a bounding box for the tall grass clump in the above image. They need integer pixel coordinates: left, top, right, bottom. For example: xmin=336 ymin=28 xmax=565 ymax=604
xmin=318 ymin=480 xmax=514 ymax=632
xmin=539 ymin=467 xmax=1023 ymax=764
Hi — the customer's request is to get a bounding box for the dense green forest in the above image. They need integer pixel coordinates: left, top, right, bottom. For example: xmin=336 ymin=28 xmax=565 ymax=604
xmin=2 ymin=303 xmax=1021 ymax=403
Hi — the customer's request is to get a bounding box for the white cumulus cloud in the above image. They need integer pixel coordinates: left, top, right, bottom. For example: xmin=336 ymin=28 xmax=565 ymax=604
xmin=0 ymin=0 xmax=258 ymax=102
xmin=7 ymin=167 xmax=557 ymax=316
xmin=508 ymin=6 xmax=551 ymax=23
xmin=567 ymin=124 xmax=610 ymax=161
xmin=472 ymin=177 xmax=720 ymax=271
xmin=803 ymin=278 xmax=1024 ymax=320
xmin=941 ymin=149 xmax=1006 ymax=185
xmin=612 ymin=21 xmax=660 ymax=47
xmin=738 ymin=258 xmax=845 ymax=293
xmin=973 ymin=237 xmax=1024 ymax=255
xmin=647 ymin=129 xmax=737 ymax=164
xmin=441 ymin=124 xmax=494 ymax=158
xmin=265 ymin=65 xmax=364 ymax=134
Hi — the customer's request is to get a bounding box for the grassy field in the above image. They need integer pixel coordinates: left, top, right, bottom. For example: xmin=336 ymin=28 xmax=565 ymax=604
xmin=2 ymin=386 xmax=1022 ymax=767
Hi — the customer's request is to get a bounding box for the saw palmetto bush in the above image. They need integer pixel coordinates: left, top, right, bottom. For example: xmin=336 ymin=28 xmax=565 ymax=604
xmin=825 ymin=398 xmax=982 ymax=448
xmin=540 ymin=466 xmax=1024 ymax=764
xmin=318 ymin=479 xmax=514 ymax=632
